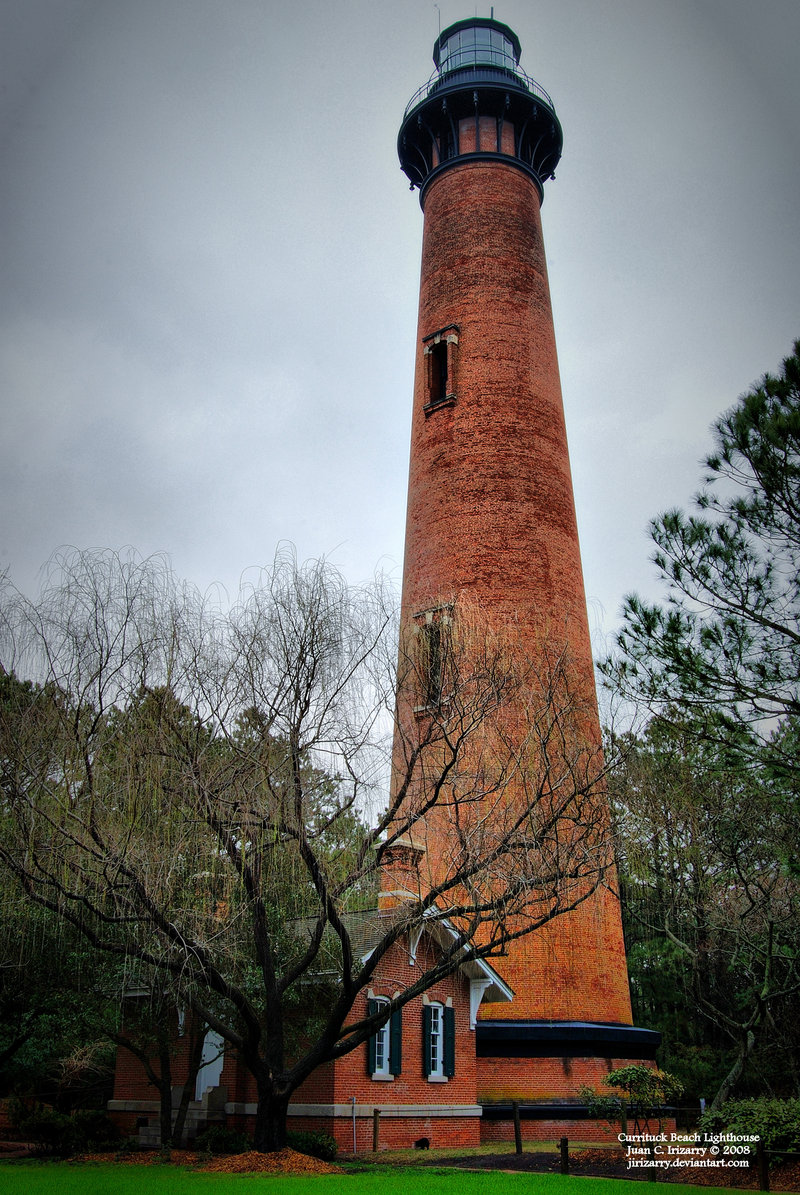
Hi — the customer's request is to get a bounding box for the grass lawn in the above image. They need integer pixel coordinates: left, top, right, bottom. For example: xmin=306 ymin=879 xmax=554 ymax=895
xmin=0 ymin=1162 xmax=719 ymax=1195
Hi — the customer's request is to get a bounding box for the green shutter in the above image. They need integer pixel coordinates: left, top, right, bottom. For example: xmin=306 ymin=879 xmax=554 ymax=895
xmin=422 ymin=1004 xmax=433 ymax=1077
xmin=444 ymin=1006 xmax=456 ymax=1077
xmin=366 ymin=998 xmax=378 ymax=1075
xmin=390 ymin=1006 xmax=402 ymax=1076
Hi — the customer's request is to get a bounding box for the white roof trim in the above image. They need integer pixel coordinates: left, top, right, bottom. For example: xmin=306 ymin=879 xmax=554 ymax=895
xmin=416 ymin=913 xmax=514 ymax=1005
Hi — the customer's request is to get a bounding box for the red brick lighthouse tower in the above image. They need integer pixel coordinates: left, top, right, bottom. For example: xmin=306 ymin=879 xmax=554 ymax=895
xmin=396 ymin=17 xmax=658 ymax=1135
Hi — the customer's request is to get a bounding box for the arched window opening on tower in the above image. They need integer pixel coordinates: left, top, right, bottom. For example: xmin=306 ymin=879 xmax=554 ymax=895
xmin=423 ymin=325 xmax=458 ymax=413
xmin=432 ymin=340 xmax=448 ymax=399
xmin=413 ymin=605 xmax=453 ymax=710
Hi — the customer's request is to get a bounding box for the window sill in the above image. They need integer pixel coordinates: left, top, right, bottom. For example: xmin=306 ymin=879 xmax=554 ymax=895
xmin=413 ymin=695 xmax=450 ymax=717
xmin=423 ymin=395 xmax=456 ymax=417
xmin=371 ymin=1073 xmax=395 ymax=1082
xmin=427 ymin=1074 xmax=449 ymax=1083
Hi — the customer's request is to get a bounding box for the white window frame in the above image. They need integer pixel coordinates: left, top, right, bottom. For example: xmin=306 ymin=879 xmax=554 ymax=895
xmin=373 ymin=998 xmax=391 ymax=1078
xmin=428 ymin=1002 xmax=444 ymax=1079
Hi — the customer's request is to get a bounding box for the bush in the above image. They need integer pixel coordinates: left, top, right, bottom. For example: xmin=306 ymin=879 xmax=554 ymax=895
xmin=194 ymin=1125 xmax=251 ymax=1155
xmin=72 ymin=1109 xmax=121 ymax=1151
xmin=578 ymin=1084 xmax=623 ymax=1121
xmin=15 ymin=1106 xmax=121 ymax=1157
xmin=699 ymin=1098 xmax=800 ymax=1164
xmin=16 ymin=1108 xmax=81 ymax=1157
xmin=287 ymin=1129 xmax=338 ymax=1161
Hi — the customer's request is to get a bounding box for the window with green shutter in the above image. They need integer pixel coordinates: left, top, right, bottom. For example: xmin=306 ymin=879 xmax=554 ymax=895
xmin=422 ymin=1003 xmax=434 ymax=1077
xmin=366 ymin=998 xmax=380 ymax=1075
xmin=443 ymin=1005 xmax=456 ymax=1077
xmin=389 ymin=1007 xmax=403 ymax=1076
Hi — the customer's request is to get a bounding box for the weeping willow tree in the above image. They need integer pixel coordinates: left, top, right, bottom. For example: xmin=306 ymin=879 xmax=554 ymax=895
xmin=0 ymin=547 xmax=614 ymax=1151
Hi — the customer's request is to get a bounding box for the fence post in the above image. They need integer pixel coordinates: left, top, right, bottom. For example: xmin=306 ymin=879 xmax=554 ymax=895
xmin=756 ymin=1140 xmax=769 ymax=1192
xmin=512 ymin=1101 xmax=522 ymax=1155
xmin=648 ymin=1142 xmax=659 ymax=1182
xmin=560 ymin=1136 xmax=569 ymax=1174
xmin=372 ymin=1108 xmax=380 ymax=1153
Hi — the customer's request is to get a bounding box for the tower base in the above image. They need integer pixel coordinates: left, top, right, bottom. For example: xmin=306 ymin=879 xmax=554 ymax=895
xmin=477 ymin=1020 xmax=662 ymax=1143
xmin=479 ymin=1106 xmax=676 ymax=1145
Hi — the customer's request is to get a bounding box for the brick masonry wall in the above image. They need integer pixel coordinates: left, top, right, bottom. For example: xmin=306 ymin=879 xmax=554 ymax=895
xmin=291 ymin=1113 xmax=480 ymax=1152
xmin=394 ymin=155 xmax=633 ymax=1032
xmin=111 ymin=1008 xmax=200 ymax=1103
xmin=480 ymin=1116 xmax=677 ymax=1144
xmin=477 ymin=1055 xmax=642 ymax=1104
xmin=405 ymin=160 xmax=590 ymax=645
xmin=330 ymin=936 xmax=477 ymax=1110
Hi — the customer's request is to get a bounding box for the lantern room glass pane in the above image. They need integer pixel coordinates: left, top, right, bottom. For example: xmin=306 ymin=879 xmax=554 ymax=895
xmin=439 ymin=25 xmax=516 ymax=72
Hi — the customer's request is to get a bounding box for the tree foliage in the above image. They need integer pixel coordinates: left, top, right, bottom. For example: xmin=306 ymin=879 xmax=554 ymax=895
xmin=605 ymin=1064 xmax=683 ymax=1133
xmin=608 ymin=716 xmax=800 ymax=1107
xmin=602 ymin=340 xmax=800 ymax=779
xmin=600 ymin=342 xmax=800 ymax=1107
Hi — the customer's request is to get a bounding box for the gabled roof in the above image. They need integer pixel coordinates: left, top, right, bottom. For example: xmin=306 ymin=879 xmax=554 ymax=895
xmin=299 ymin=906 xmax=513 ymax=1008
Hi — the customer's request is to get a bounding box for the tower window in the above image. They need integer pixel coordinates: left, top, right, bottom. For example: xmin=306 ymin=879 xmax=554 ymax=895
xmin=413 ymin=605 xmax=453 ymax=710
xmin=423 ymin=619 xmax=443 ymax=706
xmin=432 ymin=340 xmax=448 ymax=401
xmin=423 ymin=325 xmax=458 ymax=414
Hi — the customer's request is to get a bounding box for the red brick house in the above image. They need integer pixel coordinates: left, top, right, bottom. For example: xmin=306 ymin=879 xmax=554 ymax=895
xmin=109 ymin=912 xmax=513 ymax=1150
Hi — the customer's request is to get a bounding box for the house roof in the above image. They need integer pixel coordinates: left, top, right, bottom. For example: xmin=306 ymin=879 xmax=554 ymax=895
xmin=297 ymin=907 xmax=513 ymax=1008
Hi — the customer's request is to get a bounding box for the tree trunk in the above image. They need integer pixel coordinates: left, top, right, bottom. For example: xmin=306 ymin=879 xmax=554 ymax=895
xmin=172 ymin=1022 xmax=206 ymax=1147
xmin=710 ymin=1029 xmax=756 ymax=1111
xmin=156 ymin=1032 xmax=174 ymax=1152
xmin=253 ymin=1083 xmax=290 ymax=1153
xmin=112 ymin=1031 xmax=173 ymax=1149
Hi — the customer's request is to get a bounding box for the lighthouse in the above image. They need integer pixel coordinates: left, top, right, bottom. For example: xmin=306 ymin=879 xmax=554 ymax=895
xmin=395 ymin=16 xmax=658 ymax=1130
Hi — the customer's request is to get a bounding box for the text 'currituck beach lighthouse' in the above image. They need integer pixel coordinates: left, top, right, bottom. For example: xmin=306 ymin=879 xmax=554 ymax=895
xmin=393 ymin=15 xmax=658 ymax=1133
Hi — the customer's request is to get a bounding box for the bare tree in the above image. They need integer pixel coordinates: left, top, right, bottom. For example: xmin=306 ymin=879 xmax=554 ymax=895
xmin=0 ymin=547 xmax=614 ymax=1150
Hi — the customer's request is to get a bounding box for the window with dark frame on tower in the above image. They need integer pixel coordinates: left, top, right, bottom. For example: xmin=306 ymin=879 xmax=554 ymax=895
xmin=423 ymin=325 xmax=458 ymax=413
xmin=413 ymin=605 xmax=452 ymax=710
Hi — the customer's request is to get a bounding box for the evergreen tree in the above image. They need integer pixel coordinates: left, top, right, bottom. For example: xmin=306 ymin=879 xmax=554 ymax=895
xmin=602 ymin=340 xmax=800 ymax=781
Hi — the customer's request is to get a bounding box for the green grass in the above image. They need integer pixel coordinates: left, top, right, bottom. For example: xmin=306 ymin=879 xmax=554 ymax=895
xmin=0 ymin=1162 xmax=723 ymax=1195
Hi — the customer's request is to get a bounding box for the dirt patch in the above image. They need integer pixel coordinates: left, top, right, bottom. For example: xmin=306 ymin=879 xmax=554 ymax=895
xmin=56 ymin=1148 xmax=340 ymax=1174
xmin=71 ymin=1150 xmax=204 ymax=1166
xmin=201 ymin=1148 xmax=342 ymax=1174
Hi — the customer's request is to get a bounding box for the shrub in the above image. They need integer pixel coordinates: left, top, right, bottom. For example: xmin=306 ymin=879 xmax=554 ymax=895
xmin=72 ymin=1109 xmax=121 ymax=1151
xmin=194 ymin=1125 xmax=251 ymax=1154
xmin=578 ymin=1084 xmax=623 ymax=1121
xmin=15 ymin=1106 xmax=121 ymax=1157
xmin=287 ymin=1129 xmax=338 ymax=1161
xmin=699 ymin=1098 xmax=800 ymax=1164
xmin=17 ymin=1108 xmax=81 ymax=1157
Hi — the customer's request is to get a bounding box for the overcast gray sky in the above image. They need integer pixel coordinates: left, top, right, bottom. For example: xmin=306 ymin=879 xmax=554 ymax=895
xmin=2 ymin=0 xmax=799 ymax=646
